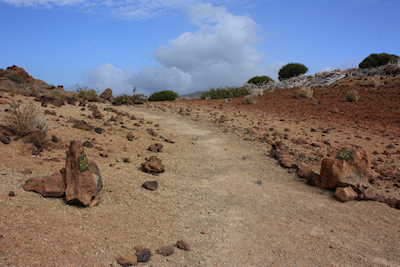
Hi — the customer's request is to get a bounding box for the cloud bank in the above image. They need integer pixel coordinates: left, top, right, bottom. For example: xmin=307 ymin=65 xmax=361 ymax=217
xmin=85 ymin=3 xmax=282 ymax=96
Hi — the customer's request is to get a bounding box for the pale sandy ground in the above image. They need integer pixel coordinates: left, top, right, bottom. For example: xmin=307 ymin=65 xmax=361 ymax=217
xmin=0 ymin=95 xmax=399 ymax=266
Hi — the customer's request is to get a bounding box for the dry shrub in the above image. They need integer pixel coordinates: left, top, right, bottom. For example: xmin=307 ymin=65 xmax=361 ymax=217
xmin=384 ymin=59 xmax=400 ymax=74
xmin=296 ymin=86 xmax=314 ymax=99
xmin=347 ymin=90 xmax=360 ymax=102
xmin=365 ymin=78 xmax=380 ymax=87
xmin=245 ymin=94 xmax=258 ymax=104
xmin=5 ymin=101 xmax=49 ymax=136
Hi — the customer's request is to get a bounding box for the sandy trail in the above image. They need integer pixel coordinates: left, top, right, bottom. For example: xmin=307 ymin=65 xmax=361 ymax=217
xmin=126 ymin=107 xmax=400 ymax=266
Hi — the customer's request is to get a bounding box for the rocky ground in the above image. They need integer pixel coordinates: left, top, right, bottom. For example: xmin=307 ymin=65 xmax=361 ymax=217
xmin=0 ymin=72 xmax=399 ymax=266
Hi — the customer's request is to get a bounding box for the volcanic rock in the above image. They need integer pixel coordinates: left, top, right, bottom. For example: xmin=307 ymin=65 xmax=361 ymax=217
xmin=117 ymin=254 xmax=137 ymax=266
xmin=141 ymin=156 xmax=165 ymax=173
xmin=334 ymin=187 xmax=359 ymax=202
xmin=135 ymin=249 xmax=151 ymax=262
xmin=298 ymin=166 xmax=314 ymax=179
xmin=148 ymin=143 xmax=163 ymax=152
xmin=142 ymin=181 xmax=158 ymax=191
xmin=157 ymin=246 xmax=174 ymax=256
xmin=320 ymin=147 xmax=371 ymax=190
xmin=92 ymin=109 xmax=102 ymax=119
xmin=176 ymin=240 xmax=191 ymax=251
xmin=64 ymin=141 xmax=103 ymax=206
xmin=23 ymin=172 xmax=65 ymax=197
xmin=22 ymin=130 xmax=46 ymax=151
xmin=0 ymin=136 xmax=10 ymax=144
xmin=73 ymin=120 xmax=93 ymax=131
xmin=100 ymin=88 xmax=113 ymax=101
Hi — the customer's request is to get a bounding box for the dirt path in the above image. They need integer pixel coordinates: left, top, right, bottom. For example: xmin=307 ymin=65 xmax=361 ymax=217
xmin=125 ymin=106 xmax=399 ymax=266
xmin=1 ymin=100 xmax=399 ymax=267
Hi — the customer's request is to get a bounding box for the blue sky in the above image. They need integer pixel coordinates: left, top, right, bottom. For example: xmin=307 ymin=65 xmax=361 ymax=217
xmin=0 ymin=0 xmax=399 ymax=97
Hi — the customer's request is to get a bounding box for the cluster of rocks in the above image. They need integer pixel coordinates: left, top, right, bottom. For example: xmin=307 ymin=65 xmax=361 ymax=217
xmin=270 ymin=141 xmax=400 ymax=209
xmin=23 ymin=141 xmax=102 ymax=207
xmin=117 ymin=240 xmax=190 ymax=266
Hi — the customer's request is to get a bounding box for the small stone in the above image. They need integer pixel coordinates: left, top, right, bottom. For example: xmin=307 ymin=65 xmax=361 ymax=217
xmin=51 ymin=135 xmax=59 ymax=143
xmin=142 ymin=181 xmax=158 ymax=191
xmin=117 ymin=254 xmax=137 ymax=266
xmin=148 ymin=143 xmax=163 ymax=152
xmin=135 ymin=249 xmax=151 ymax=262
xmin=156 ymin=246 xmax=174 ymax=256
xmin=94 ymin=127 xmax=104 ymax=134
xmin=8 ymin=191 xmax=15 ymax=197
xmin=127 ymin=132 xmax=135 ymax=141
xmin=288 ymin=168 xmax=297 ymax=174
xmin=83 ymin=141 xmax=93 ymax=148
xmin=99 ymin=151 xmax=108 ymax=157
xmin=176 ymin=240 xmax=191 ymax=251
xmin=334 ymin=187 xmax=358 ymax=202
xmin=134 ymin=245 xmax=144 ymax=252
xmin=0 ymin=136 xmax=11 ymax=144
xmin=256 ymin=180 xmax=262 ymax=185
xmin=123 ymin=158 xmax=131 ymax=163
xmin=20 ymin=169 xmax=32 ymax=175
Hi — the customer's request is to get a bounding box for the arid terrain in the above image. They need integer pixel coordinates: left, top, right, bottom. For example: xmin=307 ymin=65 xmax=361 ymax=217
xmin=0 ymin=67 xmax=399 ymax=266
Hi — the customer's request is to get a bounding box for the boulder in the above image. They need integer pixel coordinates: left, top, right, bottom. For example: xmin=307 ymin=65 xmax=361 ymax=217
xmin=100 ymin=88 xmax=113 ymax=101
xmin=320 ymin=147 xmax=371 ymax=190
xmin=141 ymin=156 xmax=165 ymax=173
xmin=64 ymin=141 xmax=103 ymax=206
xmin=334 ymin=187 xmax=358 ymax=202
xmin=23 ymin=172 xmax=65 ymax=197
xmin=22 ymin=130 xmax=46 ymax=151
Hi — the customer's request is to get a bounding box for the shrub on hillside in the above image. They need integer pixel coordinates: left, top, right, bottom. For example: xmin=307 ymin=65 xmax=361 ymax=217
xmin=383 ymin=59 xmax=400 ymax=74
xmin=278 ymin=63 xmax=308 ymax=81
xmin=245 ymin=94 xmax=258 ymax=104
xmin=76 ymin=84 xmax=102 ymax=102
xmin=247 ymin=76 xmax=274 ymax=85
xmin=148 ymin=90 xmax=179 ymax=101
xmin=347 ymin=90 xmax=359 ymax=102
xmin=6 ymin=75 xmax=24 ymax=84
xmin=359 ymin=53 xmax=399 ymax=68
xmin=200 ymin=86 xmax=249 ymax=99
xmin=295 ymin=86 xmax=314 ymax=99
xmin=112 ymin=88 xmax=147 ymax=105
xmin=5 ymin=101 xmax=49 ymax=136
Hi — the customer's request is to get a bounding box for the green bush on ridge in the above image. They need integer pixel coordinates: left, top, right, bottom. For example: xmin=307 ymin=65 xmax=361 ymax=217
xmin=359 ymin=53 xmax=399 ymax=69
xmin=200 ymin=86 xmax=249 ymax=100
xmin=278 ymin=63 xmax=308 ymax=81
xmin=247 ymin=76 xmax=274 ymax=85
xmin=148 ymin=90 xmax=179 ymax=101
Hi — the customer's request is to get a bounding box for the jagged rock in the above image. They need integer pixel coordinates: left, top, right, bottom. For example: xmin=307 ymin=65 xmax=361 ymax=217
xmin=279 ymin=157 xmax=298 ymax=169
xmin=100 ymin=88 xmax=113 ymax=101
xmin=73 ymin=120 xmax=93 ymax=131
xmin=83 ymin=141 xmax=93 ymax=148
xmin=306 ymin=173 xmax=321 ymax=187
xmin=126 ymin=132 xmax=134 ymax=141
xmin=22 ymin=130 xmax=46 ymax=151
xmin=117 ymin=254 xmax=137 ymax=266
xmin=157 ymin=246 xmax=174 ymax=256
xmin=176 ymin=240 xmax=191 ymax=251
xmin=148 ymin=143 xmax=163 ymax=152
xmin=334 ymin=187 xmax=358 ymax=202
xmin=92 ymin=109 xmax=102 ymax=119
xmin=19 ymin=143 xmax=39 ymax=156
xmin=0 ymin=136 xmax=10 ymax=144
xmin=23 ymin=172 xmax=65 ymax=197
xmin=141 ymin=156 xmax=165 ymax=173
xmin=320 ymin=147 xmax=371 ymax=190
xmin=64 ymin=141 xmax=103 ymax=206
xmin=298 ymin=166 xmax=314 ymax=179
xmin=147 ymin=128 xmax=158 ymax=137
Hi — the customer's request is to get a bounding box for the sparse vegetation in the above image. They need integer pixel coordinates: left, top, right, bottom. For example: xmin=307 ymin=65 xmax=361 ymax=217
xmin=247 ymin=76 xmax=274 ymax=85
xmin=383 ymin=59 xmax=400 ymax=74
xmin=148 ymin=90 xmax=179 ymax=101
xmin=347 ymin=90 xmax=360 ymax=102
xmin=112 ymin=88 xmax=147 ymax=105
xmin=76 ymin=84 xmax=102 ymax=102
xmin=295 ymin=86 xmax=314 ymax=99
xmin=245 ymin=94 xmax=258 ymax=104
xmin=278 ymin=63 xmax=308 ymax=81
xmin=200 ymin=86 xmax=249 ymax=99
xmin=5 ymin=101 xmax=49 ymax=137
xmin=359 ymin=53 xmax=399 ymax=68
xmin=5 ymin=75 xmax=24 ymax=84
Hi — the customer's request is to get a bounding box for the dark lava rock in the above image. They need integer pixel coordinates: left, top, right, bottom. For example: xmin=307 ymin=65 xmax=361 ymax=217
xmin=83 ymin=141 xmax=93 ymax=148
xmin=94 ymin=127 xmax=104 ymax=134
xmin=51 ymin=135 xmax=59 ymax=143
xmin=176 ymin=240 xmax=191 ymax=251
xmin=135 ymin=249 xmax=151 ymax=262
xmin=157 ymin=246 xmax=174 ymax=256
xmin=148 ymin=143 xmax=163 ymax=152
xmin=0 ymin=136 xmax=11 ymax=144
xmin=142 ymin=181 xmax=158 ymax=191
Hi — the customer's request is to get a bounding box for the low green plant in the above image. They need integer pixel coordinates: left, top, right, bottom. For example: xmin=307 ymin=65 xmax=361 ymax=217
xmin=200 ymin=86 xmax=249 ymax=99
xmin=112 ymin=88 xmax=147 ymax=105
xmin=6 ymin=75 xmax=24 ymax=84
xmin=278 ymin=63 xmax=308 ymax=81
xmin=148 ymin=90 xmax=179 ymax=101
xmin=347 ymin=90 xmax=359 ymax=102
xmin=5 ymin=101 xmax=49 ymax=136
xmin=359 ymin=53 xmax=399 ymax=68
xmin=247 ymin=76 xmax=274 ymax=85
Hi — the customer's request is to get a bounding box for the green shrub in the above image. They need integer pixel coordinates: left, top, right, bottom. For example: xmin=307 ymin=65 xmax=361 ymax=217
xmin=359 ymin=53 xmax=399 ymax=68
xmin=247 ymin=76 xmax=274 ymax=85
xmin=112 ymin=88 xmax=147 ymax=106
xmin=148 ymin=90 xmax=179 ymax=101
xmin=5 ymin=101 xmax=49 ymax=136
xmin=200 ymin=86 xmax=249 ymax=99
xmin=278 ymin=63 xmax=308 ymax=81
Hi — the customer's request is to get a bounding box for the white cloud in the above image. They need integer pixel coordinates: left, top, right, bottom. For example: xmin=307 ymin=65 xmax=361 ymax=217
xmin=84 ymin=3 xmax=282 ymax=96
